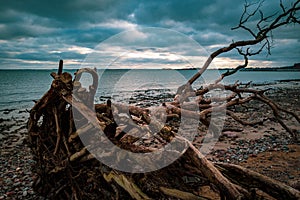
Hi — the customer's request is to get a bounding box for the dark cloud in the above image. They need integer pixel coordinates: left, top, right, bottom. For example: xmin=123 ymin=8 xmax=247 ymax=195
xmin=0 ymin=0 xmax=299 ymax=69
xmin=134 ymin=0 xmax=214 ymax=24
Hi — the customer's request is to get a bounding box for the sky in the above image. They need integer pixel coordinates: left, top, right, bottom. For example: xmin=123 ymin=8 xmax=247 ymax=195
xmin=0 ymin=0 xmax=299 ymax=69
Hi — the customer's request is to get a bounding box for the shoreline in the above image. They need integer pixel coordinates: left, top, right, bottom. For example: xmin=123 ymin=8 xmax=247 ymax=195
xmin=0 ymin=81 xmax=299 ymax=199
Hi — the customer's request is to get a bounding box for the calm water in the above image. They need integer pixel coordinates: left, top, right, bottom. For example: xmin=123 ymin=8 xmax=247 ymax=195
xmin=0 ymin=69 xmax=299 ymax=113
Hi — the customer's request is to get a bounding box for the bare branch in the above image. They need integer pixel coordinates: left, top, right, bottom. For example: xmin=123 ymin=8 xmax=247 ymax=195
xmin=226 ymin=110 xmax=265 ymax=126
xmin=232 ymin=0 xmax=264 ymax=30
xmin=280 ymin=0 xmax=286 ymax=13
xmin=257 ymin=10 xmax=279 ymax=31
xmin=215 ymin=55 xmax=248 ymax=84
xmin=182 ymin=0 xmax=300 ymax=91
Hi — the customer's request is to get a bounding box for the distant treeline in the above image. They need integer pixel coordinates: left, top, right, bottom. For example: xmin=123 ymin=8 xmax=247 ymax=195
xmin=239 ymin=63 xmax=300 ymax=71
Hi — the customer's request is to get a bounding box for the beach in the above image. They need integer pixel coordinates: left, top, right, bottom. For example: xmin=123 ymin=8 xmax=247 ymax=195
xmin=0 ymin=80 xmax=299 ymax=199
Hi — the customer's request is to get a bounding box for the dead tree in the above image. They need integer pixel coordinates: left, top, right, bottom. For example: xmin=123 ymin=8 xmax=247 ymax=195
xmin=176 ymin=0 xmax=300 ymax=141
xmin=27 ymin=1 xmax=300 ymax=200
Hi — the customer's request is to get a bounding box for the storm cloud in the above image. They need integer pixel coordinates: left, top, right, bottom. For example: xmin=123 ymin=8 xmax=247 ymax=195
xmin=0 ymin=0 xmax=299 ymax=69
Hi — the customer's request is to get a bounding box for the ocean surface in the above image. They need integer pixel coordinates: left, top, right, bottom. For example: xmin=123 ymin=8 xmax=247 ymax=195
xmin=0 ymin=69 xmax=299 ymax=114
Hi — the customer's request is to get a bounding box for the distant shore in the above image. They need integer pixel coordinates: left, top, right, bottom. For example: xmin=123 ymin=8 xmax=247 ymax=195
xmin=240 ymin=68 xmax=300 ymax=72
xmin=0 ymin=63 xmax=299 ymax=71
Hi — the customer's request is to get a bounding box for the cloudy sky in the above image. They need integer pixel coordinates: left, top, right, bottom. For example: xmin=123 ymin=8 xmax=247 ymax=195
xmin=0 ymin=0 xmax=299 ymax=69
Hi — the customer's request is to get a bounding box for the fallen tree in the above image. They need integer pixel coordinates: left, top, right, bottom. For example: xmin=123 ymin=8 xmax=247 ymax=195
xmin=27 ymin=64 xmax=300 ymax=200
xmin=27 ymin=1 xmax=300 ymax=199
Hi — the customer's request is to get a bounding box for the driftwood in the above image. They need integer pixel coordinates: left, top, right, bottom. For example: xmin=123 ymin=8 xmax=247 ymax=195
xmin=27 ymin=60 xmax=300 ymax=199
xmin=27 ymin=1 xmax=300 ymax=199
xmin=216 ymin=163 xmax=300 ymax=200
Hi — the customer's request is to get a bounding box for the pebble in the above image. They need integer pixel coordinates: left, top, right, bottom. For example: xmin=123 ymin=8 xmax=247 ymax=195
xmin=289 ymin=175 xmax=295 ymax=179
xmin=13 ymin=182 xmax=21 ymax=187
xmin=6 ymin=191 xmax=15 ymax=196
xmin=223 ymin=131 xmax=238 ymax=139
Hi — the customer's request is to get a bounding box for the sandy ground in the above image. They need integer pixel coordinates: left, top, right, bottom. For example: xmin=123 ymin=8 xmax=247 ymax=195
xmin=0 ymin=81 xmax=299 ymax=199
xmin=212 ymin=83 xmax=300 ymax=179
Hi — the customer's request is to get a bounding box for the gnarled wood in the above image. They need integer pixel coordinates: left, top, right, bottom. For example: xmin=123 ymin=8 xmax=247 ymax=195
xmin=27 ymin=2 xmax=300 ymax=198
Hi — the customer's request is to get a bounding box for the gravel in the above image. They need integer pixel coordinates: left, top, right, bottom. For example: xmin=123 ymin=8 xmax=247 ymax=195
xmin=209 ymin=133 xmax=294 ymax=163
xmin=0 ymin=113 xmax=46 ymax=200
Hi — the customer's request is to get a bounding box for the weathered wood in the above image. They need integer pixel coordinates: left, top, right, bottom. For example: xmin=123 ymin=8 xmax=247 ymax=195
xmin=159 ymin=186 xmax=209 ymax=200
xmin=58 ymin=59 xmax=63 ymax=75
xmin=103 ymin=171 xmax=150 ymax=200
xmin=216 ymin=163 xmax=300 ymax=200
xmin=27 ymin=57 xmax=300 ymax=199
xmin=179 ymin=137 xmax=251 ymax=200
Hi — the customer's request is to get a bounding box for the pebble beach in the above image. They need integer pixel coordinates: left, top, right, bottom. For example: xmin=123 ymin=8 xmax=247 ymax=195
xmin=0 ymin=81 xmax=299 ymax=199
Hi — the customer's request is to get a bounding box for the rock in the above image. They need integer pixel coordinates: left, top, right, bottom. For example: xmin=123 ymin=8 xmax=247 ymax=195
xmin=22 ymin=190 xmax=28 ymax=197
xmin=6 ymin=191 xmax=15 ymax=196
xmin=13 ymin=181 xmax=21 ymax=187
xmin=223 ymin=131 xmax=239 ymax=139
xmin=288 ymin=175 xmax=294 ymax=179
xmin=5 ymin=179 xmax=13 ymax=185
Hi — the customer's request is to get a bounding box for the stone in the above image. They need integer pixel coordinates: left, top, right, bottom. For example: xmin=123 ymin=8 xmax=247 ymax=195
xmin=223 ymin=131 xmax=239 ymax=139
xmin=22 ymin=191 xmax=28 ymax=197
xmin=6 ymin=191 xmax=15 ymax=196
xmin=13 ymin=182 xmax=21 ymax=187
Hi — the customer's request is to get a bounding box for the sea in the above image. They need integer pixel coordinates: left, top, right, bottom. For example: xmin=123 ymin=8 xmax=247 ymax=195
xmin=0 ymin=69 xmax=299 ymax=115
